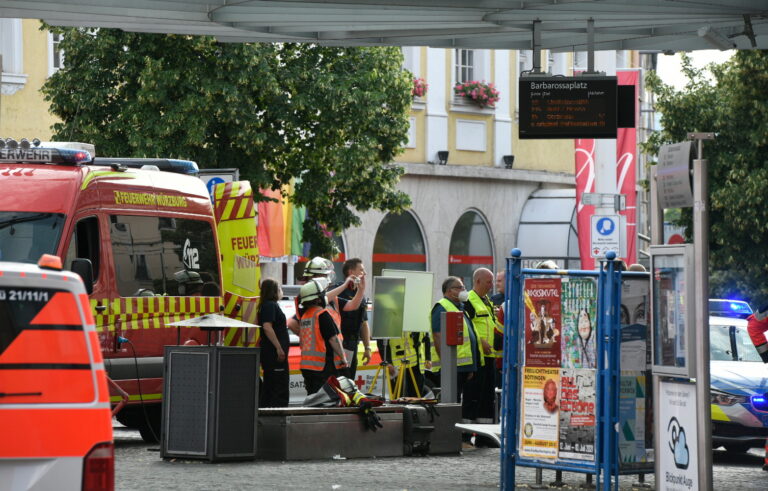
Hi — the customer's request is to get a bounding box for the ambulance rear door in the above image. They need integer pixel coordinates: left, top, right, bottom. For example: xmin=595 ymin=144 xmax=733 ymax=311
xmin=0 ymin=262 xmax=113 ymax=491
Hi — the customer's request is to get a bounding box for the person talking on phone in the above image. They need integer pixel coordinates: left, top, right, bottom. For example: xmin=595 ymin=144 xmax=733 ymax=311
xmin=333 ymin=258 xmax=371 ymax=379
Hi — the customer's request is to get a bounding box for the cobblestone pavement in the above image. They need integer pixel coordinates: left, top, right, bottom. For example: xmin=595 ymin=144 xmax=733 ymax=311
xmin=114 ymin=427 xmax=767 ymax=490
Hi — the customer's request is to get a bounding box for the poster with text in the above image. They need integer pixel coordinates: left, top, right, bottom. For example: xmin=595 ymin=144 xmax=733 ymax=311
xmin=561 ymin=278 xmax=598 ymax=369
xmin=520 ymin=367 xmax=561 ymax=458
xmin=621 ymin=277 xmax=651 ymax=371
xmin=524 ymin=278 xmax=562 ymax=367
xmin=558 ymin=368 xmax=596 ymax=460
xmin=659 ymin=381 xmax=698 ymax=491
xmin=619 ymin=371 xmax=648 ymax=465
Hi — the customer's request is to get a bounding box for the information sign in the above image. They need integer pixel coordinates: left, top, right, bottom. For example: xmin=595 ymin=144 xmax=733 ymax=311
xmin=657 ymin=142 xmax=694 ymax=209
xmin=590 ymin=215 xmax=621 ymax=258
xmin=519 ymin=76 xmax=618 ymax=139
xmin=658 ymin=380 xmax=699 ymax=491
xmin=198 ymin=168 xmax=240 ymax=202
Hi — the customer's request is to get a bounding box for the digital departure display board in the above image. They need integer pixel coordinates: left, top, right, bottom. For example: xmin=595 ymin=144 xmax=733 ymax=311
xmin=519 ymin=76 xmax=618 ymax=139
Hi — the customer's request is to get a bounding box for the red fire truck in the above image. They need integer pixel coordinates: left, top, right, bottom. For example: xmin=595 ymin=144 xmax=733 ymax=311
xmin=0 ymin=140 xmax=260 ymax=441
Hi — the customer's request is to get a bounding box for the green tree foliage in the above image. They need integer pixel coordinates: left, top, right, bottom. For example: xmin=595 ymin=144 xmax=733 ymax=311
xmin=643 ymin=51 xmax=768 ymax=305
xmin=42 ymin=27 xmax=412 ymax=256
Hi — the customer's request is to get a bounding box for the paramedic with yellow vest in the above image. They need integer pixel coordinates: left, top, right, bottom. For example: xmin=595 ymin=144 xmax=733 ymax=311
xmin=298 ymin=278 xmax=348 ymax=395
xmin=429 ymin=276 xmax=482 ymax=417
xmin=464 ymin=268 xmax=498 ymax=423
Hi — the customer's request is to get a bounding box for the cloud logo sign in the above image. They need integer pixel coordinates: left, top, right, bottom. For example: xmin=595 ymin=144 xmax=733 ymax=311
xmin=667 ymin=417 xmax=689 ymax=470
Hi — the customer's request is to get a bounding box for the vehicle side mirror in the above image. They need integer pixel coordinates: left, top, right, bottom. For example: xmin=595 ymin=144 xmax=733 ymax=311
xmin=71 ymin=258 xmax=94 ymax=295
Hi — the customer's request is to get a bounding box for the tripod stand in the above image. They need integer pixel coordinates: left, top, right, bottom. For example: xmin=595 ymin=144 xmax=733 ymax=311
xmin=366 ymin=339 xmax=394 ymax=400
xmin=392 ymin=361 xmax=422 ymax=399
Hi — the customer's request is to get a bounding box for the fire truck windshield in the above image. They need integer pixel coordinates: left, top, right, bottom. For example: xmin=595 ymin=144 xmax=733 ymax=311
xmin=0 ymin=212 xmax=65 ymax=263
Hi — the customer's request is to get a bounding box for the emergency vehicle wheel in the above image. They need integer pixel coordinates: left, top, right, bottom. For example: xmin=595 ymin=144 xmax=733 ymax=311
xmin=116 ymin=405 xmax=162 ymax=443
xmin=136 ymin=405 xmax=162 ymax=443
xmin=724 ymin=443 xmax=750 ymax=454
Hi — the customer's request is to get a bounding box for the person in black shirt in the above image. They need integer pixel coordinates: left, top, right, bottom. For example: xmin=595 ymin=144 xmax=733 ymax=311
xmin=335 ymin=258 xmax=371 ymax=379
xmin=258 ymin=278 xmax=290 ymax=407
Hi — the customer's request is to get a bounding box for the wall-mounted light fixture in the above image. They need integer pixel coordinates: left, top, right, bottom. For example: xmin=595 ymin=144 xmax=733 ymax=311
xmin=503 ymin=155 xmax=515 ymax=169
xmin=437 ymin=150 xmax=449 ymax=165
xmin=698 ymin=26 xmax=736 ymax=51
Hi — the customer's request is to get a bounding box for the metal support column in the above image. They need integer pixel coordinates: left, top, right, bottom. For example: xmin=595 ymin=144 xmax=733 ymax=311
xmin=500 ymin=248 xmax=523 ymax=490
xmin=532 ymin=20 xmax=542 ymax=73
xmin=691 ymin=132 xmax=714 ymax=491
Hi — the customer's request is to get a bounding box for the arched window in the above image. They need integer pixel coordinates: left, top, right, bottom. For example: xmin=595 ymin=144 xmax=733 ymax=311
xmin=372 ymin=212 xmax=426 ymax=277
xmin=449 ymin=210 xmax=494 ymax=288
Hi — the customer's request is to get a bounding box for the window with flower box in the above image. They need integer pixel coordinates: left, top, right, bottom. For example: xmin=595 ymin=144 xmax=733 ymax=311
xmin=452 ymin=49 xmax=492 ymax=110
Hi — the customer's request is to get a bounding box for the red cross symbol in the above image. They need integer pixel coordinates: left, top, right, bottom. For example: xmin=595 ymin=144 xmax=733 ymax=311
xmin=355 ymin=375 xmax=365 ymax=390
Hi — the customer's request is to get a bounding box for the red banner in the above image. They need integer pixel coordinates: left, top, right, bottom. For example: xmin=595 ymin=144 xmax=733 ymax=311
xmin=575 ymin=138 xmax=596 ymax=270
xmin=574 ymin=70 xmax=639 ymax=269
xmin=616 ymin=70 xmax=639 ymax=266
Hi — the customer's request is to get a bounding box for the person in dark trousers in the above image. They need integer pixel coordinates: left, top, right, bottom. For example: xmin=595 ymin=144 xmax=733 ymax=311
xmin=429 ymin=276 xmax=482 ymax=420
xmin=335 ymin=258 xmax=371 ymax=379
xmin=463 ymin=268 xmax=498 ymax=424
xmin=298 ymin=278 xmax=348 ymax=395
xmin=257 ymin=278 xmax=290 ymax=407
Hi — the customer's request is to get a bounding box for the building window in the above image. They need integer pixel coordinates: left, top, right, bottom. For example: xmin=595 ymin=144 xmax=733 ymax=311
xmin=448 ymin=210 xmax=494 ymax=288
xmin=402 ymin=46 xmax=420 ymax=78
xmin=0 ymin=18 xmax=27 ymax=95
xmin=455 ymin=49 xmax=475 ymax=84
xmin=372 ymin=212 xmax=427 ymax=277
xmin=48 ymin=32 xmax=64 ymax=75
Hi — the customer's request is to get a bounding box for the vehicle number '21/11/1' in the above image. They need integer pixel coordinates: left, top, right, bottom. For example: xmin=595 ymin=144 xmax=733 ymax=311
xmin=0 ymin=288 xmax=50 ymax=302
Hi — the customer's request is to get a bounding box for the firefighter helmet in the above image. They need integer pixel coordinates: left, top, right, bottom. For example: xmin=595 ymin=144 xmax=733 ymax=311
xmin=303 ymin=256 xmax=336 ymax=282
xmin=174 ymin=270 xmax=203 ymax=295
xmin=299 ymin=277 xmax=329 ymax=305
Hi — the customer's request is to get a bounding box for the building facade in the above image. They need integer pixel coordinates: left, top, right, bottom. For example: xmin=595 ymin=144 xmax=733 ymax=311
xmin=0 ymin=21 xmax=655 ymax=299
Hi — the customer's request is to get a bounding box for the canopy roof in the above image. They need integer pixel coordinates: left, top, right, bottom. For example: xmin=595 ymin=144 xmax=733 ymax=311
xmin=2 ymin=0 xmax=767 ymax=51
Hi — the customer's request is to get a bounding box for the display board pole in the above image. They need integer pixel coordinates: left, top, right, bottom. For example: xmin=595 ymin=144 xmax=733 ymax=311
xmin=500 ymin=249 xmax=523 ymax=490
xmin=440 ymin=312 xmax=458 ymax=404
xmin=608 ymin=258 xmax=622 ymax=489
xmin=693 ymin=155 xmax=712 ymax=491
xmin=649 ymin=166 xmax=663 ymax=246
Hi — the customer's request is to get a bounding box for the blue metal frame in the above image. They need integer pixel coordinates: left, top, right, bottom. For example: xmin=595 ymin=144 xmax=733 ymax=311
xmin=500 ymin=249 xmax=627 ymax=491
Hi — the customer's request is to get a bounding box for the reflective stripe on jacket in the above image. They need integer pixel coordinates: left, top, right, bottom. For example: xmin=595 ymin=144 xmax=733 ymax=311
xmin=467 ymin=290 xmax=502 ymax=358
xmin=299 ymin=306 xmax=344 ymax=371
xmin=429 ymin=297 xmax=481 ymax=371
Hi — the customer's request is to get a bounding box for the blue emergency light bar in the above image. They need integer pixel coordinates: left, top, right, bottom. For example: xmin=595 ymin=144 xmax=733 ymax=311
xmin=709 ymin=298 xmax=753 ymax=318
xmin=729 ymin=302 xmax=752 ymax=314
xmin=751 ymin=395 xmax=768 ymax=412
xmin=93 ymin=158 xmax=199 ymax=176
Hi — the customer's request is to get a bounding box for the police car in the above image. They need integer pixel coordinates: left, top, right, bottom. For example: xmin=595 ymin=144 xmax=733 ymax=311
xmin=709 ymin=301 xmax=768 ymax=452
